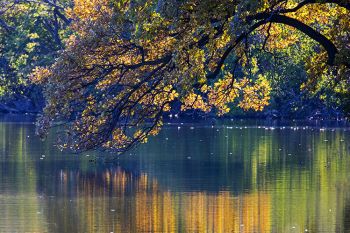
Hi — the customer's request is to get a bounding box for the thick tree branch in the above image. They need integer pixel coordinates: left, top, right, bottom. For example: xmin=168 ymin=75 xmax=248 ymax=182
xmin=206 ymin=10 xmax=340 ymax=81
xmin=269 ymin=0 xmax=350 ymax=14
xmin=206 ymin=20 xmax=267 ymax=80
xmin=247 ymin=13 xmax=338 ymax=65
xmin=54 ymin=7 xmax=71 ymax=25
xmin=124 ymin=55 xmax=172 ymax=70
xmin=279 ymin=0 xmax=350 ymax=12
xmin=0 ymin=18 xmax=14 ymax=32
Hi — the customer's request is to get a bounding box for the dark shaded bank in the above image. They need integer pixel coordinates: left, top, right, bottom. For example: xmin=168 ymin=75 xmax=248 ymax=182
xmin=0 ymin=113 xmax=37 ymax=122
xmin=0 ymin=88 xmax=44 ymax=114
xmin=1 ymin=113 xmax=348 ymax=129
xmin=167 ymin=99 xmax=346 ymax=121
xmin=0 ymin=97 xmax=42 ymax=114
xmin=0 ymin=90 xmax=346 ymax=120
xmin=0 ymin=104 xmax=347 ymax=123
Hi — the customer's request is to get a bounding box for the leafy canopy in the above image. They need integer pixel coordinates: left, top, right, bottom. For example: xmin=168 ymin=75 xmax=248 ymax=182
xmin=31 ymin=0 xmax=350 ymax=153
xmin=0 ymin=0 xmax=70 ymax=98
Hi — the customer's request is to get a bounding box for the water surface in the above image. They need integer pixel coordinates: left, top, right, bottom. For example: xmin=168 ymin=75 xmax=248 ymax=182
xmin=0 ymin=119 xmax=350 ymax=233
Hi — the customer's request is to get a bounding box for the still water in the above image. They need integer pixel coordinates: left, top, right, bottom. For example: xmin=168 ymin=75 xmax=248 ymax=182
xmin=0 ymin=119 xmax=350 ymax=233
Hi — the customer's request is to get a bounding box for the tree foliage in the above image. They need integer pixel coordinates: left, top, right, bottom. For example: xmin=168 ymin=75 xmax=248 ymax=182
xmin=31 ymin=0 xmax=349 ymax=153
xmin=0 ymin=0 xmax=71 ymax=97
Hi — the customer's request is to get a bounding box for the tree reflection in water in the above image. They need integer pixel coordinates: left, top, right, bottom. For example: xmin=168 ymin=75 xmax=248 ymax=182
xmin=0 ymin=121 xmax=349 ymax=232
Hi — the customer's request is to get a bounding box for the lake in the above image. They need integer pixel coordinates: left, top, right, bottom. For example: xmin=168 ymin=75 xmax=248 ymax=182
xmin=0 ymin=119 xmax=349 ymax=233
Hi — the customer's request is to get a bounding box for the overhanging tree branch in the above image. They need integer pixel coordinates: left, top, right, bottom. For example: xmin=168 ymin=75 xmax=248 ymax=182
xmin=269 ymin=0 xmax=350 ymax=14
xmin=206 ymin=20 xmax=267 ymax=80
xmin=207 ymin=12 xmax=340 ymax=81
xmin=247 ymin=13 xmax=338 ymax=65
xmin=279 ymin=0 xmax=350 ymax=12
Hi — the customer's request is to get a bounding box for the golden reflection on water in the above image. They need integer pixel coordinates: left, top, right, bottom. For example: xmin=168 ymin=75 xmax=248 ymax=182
xmin=59 ymin=163 xmax=350 ymax=233
xmin=58 ymin=169 xmax=271 ymax=233
xmin=0 ymin=122 xmax=350 ymax=232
